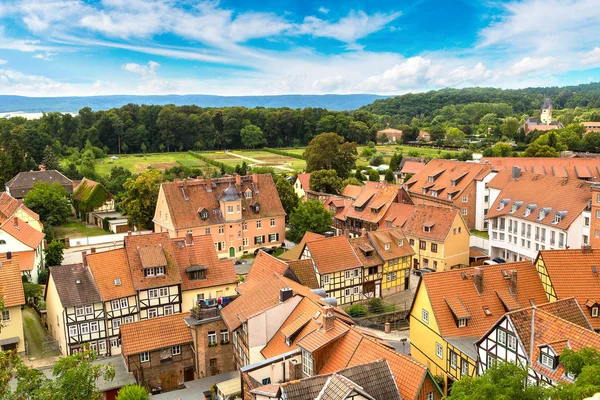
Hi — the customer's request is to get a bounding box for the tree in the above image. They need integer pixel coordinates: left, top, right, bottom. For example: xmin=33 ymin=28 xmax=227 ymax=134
xmin=309 ymin=170 xmax=344 ymax=194
xmin=240 ymin=124 xmax=266 ymax=149
xmin=501 ymin=117 xmax=520 ymax=138
xmin=369 ymin=153 xmax=384 ymax=166
xmin=354 ymin=168 xmax=364 ymax=182
xmin=492 ymin=142 xmax=513 ymax=157
xmin=44 ymin=240 xmax=66 ymax=267
xmin=288 ymin=200 xmax=333 ymax=242
xmin=24 ymin=182 xmax=71 ymax=226
xmin=121 ymin=170 xmax=162 ymax=229
xmin=304 ymin=132 xmax=357 ymax=179
xmin=446 ymin=127 xmax=465 ymax=146
xmin=368 ymin=169 xmax=380 ymax=182
xmin=42 ymin=145 xmax=59 ymax=170
xmin=552 ymin=347 xmax=600 ymax=399
xmin=389 ymin=152 xmax=402 ymax=171
xmin=378 ymin=132 xmax=388 ymax=143
xmin=446 ymin=362 xmax=548 ymax=400
xmin=275 ymin=177 xmax=298 ymax=222
xmin=524 ymin=142 xmax=559 ymax=157
xmin=384 ymin=169 xmax=395 ymax=183
xmin=116 ymin=385 xmax=149 ymax=400
xmin=341 ymin=177 xmax=362 ymax=187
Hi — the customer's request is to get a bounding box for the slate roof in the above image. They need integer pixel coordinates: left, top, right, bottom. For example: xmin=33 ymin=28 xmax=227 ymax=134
xmin=87 ymin=248 xmax=136 ymax=301
xmin=2 ymin=217 xmax=45 ymax=252
xmin=49 ymin=263 xmax=102 ymax=308
xmin=418 ymin=261 xmax=548 ymax=339
xmin=305 ymin=236 xmax=362 ymax=274
xmin=401 ymin=204 xmax=462 ymax=242
xmin=485 ymin=170 xmax=592 ymax=230
xmin=6 ymin=170 xmax=73 ymax=198
xmin=120 ymin=312 xmax=192 ymax=356
xmin=158 ymin=174 xmax=285 ymax=230
xmin=481 ymin=158 xmax=600 ymax=183
xmin=0 ymin=255 xmax=25 ymax=307
xmin=536 ymin=249 xmax=600 ymax=330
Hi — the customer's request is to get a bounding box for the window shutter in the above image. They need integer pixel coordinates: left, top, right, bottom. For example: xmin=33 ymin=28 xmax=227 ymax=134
xmin=262 ymin=235 xmax=265 ymax=244
xmin=275 ymin=233 xmax=279 ymax=241
xmin=254 ymin=236 xmax=258 ymax=245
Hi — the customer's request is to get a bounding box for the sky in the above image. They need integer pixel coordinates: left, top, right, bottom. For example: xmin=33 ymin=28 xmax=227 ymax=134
xmin=0 ymin=0 xmax=599 ymax=97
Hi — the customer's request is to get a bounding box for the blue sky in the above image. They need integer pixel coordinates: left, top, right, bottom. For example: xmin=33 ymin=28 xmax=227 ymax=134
xmin=0 ymin=0 xmax=599 ymax=96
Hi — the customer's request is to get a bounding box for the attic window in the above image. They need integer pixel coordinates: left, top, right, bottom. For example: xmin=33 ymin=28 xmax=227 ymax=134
xmin=199 ymin=209 xmax=209 ymax=220
xmin=422 ymin=188 xmax=427 ymax=195
xmin=114 ymin=278 xmax=122 ymax=286
xmin=497 ymin=198 xmax=510 ymax=211
xmin=428 ymin=176 xmax=435 ymax=183
xmin=451 ymin=180 xmax=456 ymax=187
xmin=398 ymin=240 xmax=403 ymax=246
xmin=553 ymin=211 xmax=567 ymax=224
xmin=144 ymin=266 xmax=165 ymax=277
xmin=424 ymin=226 xmax=431 ymax=233
xmin=430 ymin=190 xmax=438 ymax=197
xmin=457 ymin=318 xmax=468 ymax=328
xmin=538 ymin=208 xmax=551 ymax=220
xmin=483 ymin=307 xmax=492 ymax=316
xmin=592 ymin=307 xmax=599 ymax=318
xmin=253 ymin=203 xmax=260 ymax=213
xmin=244 ymin=189 xmax=252 ymax=199
xmin=384 ymin=243 xmax=390 ymax=250
xmin=510 ymin=201 xmax=523 ymax=214
xmin=540 ymin=353 xmax=556 ymax=369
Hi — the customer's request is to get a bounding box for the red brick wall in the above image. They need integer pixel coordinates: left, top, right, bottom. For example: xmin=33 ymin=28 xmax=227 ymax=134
xmin=452 ymin=181 xmax=477 ymax=229
xmin=190 ymin=318 xmax=235 ymax=379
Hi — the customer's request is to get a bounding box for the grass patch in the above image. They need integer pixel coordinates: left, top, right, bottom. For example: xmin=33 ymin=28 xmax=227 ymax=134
xmin=94 ymin=152 xmax=206 ymax=175
xmin=22 ymin=307 xmax=60 ymax=358
xmin=55 ymin=218 xmax=110 ymax=239
xmin=471 ymin=230 xmax=489 ymax=239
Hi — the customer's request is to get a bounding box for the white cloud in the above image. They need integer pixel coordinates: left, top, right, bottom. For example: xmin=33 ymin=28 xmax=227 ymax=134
xmin=318 ymin=7 xmax=329 ymax=14
xmin=501 ymin=56 xmax=555 ymax=77
xmin=0 ymin=68 xmax=62 ymax=95
xmin=433 ymin=62 xmax=492 ymax=86
xmin=121 ymin=61 xmax=160 ymax=78
xmin=0 ymin=59 xmax=6 ymax=65
xmin=33 ymin=52 xmax=55 ymax=61
xmin=582 ymin=47 xmax=600 ymax=66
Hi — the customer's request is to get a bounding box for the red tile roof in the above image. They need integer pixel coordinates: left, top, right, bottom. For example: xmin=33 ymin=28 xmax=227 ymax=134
xmin=366 ymin=228 xmax=414 ymax=261
xmin=486 ymin=170 xmax=592 ymax=230
xmin=242 ymin=251 xmax=290 ymax=293
xmin=305 ymin=236 xmax=362 ymax=274
xmin=419 ymin=261 xmax=548 ymax=339
xmin=401 ymin=204 xmax=462 ymax=242
xmin=124 ymin=233 xmax=181 ymax=290
xmin=120 ymin=312 xmax=191 ymax=356
xmin=0 ymin=192 xmax=20 ymax=223
xmin=1 ymin=217 xmax=45 ymax=251
xmin=279 ymin=232 xmax=325 ymax=261
xmin=287 ymin=259 xmax=319 ymax=289
xmin=87 ymin=248 xmax=136 ymax=301
xmin=536 ymin=249 xmax=600 ymax=330
xmin=481 ymin=157 xmax=600 ymax=182
xmin=0 ymin=255 xmax=25 ymax=307
xmin=297 ymin=320 xmax=350 ymax=352
xmin=341 ymin=182 xmax=402 ymax=224
xmin=340 ymin=185 xmax=362 ymax=199
xmin=400 ymin=161 xmax=426 ymax=176
xmin=159 ymin=174 xmax=285 ymax=230
xmin=381 ymin=203 xmax=416 ymax=228
xmin=349 ymin=236 xmax=383 ymax=268
xmin=297 ymin=174 xmax=311 ymax=191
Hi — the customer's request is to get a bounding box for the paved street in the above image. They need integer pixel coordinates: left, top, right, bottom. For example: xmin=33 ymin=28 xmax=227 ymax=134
xmin=151 ymin=371 xmax=239 ymax=399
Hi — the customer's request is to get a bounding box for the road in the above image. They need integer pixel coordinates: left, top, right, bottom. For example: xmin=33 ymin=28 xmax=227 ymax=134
xmin=151 ymin=371 xmax=239 ymax=399
xmin=225 ymin=151 xmax=294 ymax=172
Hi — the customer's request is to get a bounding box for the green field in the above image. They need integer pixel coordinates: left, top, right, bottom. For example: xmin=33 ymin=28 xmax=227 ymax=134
xmin=202 ymin=150 xmax=306 ymax=172
xmin=94 ymin=152 xmax=207 ymax=175
xmin=356 ymin=144 xmax=460 ymax=166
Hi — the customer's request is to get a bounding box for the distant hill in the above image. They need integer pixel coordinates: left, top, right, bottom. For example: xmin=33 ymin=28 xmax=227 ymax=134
xmin=0 ymin=94 xmax=389 ymax=114
xmin=360 ymin=82 xmax=600 ymax=121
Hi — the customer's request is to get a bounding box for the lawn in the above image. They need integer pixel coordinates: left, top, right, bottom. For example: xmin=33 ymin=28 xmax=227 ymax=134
xmin=202 ymin=150 xmax=306 ymax=172
xmin=356 ymin=144 xmax=460 ymax=167
xmin=55 ymin=218 xmax=110 ymax=239
xmin=471 ymin=229 xmax=490 ymax=239
xmin=94 ymin=152 xmax=207 ymax=175
xmin=22 ymin=307 xmax=60 ymax=359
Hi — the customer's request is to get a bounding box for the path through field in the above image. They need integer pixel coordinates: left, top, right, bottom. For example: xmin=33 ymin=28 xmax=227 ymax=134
xmin=225 ymin=151 xmax=294 ymax=172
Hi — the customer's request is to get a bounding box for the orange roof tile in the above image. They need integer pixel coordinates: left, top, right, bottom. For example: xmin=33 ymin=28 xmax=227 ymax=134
xmin=486 ymin=170 xmax=592 ymax=230
xmin=536 ymin=249 xmax=600 ymax=330
xmin=120 ymin=312 xmax=191 ymax=356
xmin=243 ymin=251 xmax=290 ymax=292
xmin=280 ymin=313 xmax=313 ymax=339
xmin=87 ymin=248 xmax=135 ymax=301
xmin=340 ymin=185 xmax=362 ymax=199
xmin=401 ymin=204 xmax=462 ymax=242
xmin=1 ymin=217 xmax=45 ymax=251
xmin=0 ymin=192 xmax=20 ymax=223
xmin=279 ymin=232 xmax=325 ymax=261
xmin=481 ymin=157 xmax=600 ymax=183
xmin=381 ymin=203 xmax=416 ymax=228
xmin=124 ymin=233 xmax=181 ymax=291
xmin=297 ymin=320 xmax=349 ymax=352
xmin=366 ymin=228 xmax=414 ymax=261
xmin=349 ymin=236 xmax=383 ymax=268
xmin=342 ymin=182 xmax=402 ymax=225
xmin=159 ymin=174 xmax=285 ymax=230
xmin=305 ymin=236 xmax=362 ymax=274
xmin=287 ymin=259 xmax=319 ymax=289
xmin=400 ymin=161 xmax=426 ymax=175
xmin=419 ymin=261 xmax=547 ymax=339
xmin=0 ymin=255 xmax=25 ymax=307
xmin=297 ymin=173 xmax=311 ymax=191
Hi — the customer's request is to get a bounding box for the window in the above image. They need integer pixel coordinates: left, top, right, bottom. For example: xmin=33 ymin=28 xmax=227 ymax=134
xmin=462 ymin=195 xmax=468 ymax=202
xmin=302 ymin=350 xmax=314 ymax=376
xmin=387 ymin=272 xmax=397 ymax=282
xmin=111 ymin=339 xmax=120 ymax=348
xmin=592 ymin=307 xmax=599 ymax=318
xmin=462 ymin=208 xmax=467 ymax=216
xmin=270 ymin=218 xmax=275 ymax=227
xmin=200 ymin=210 xmax=208 ymax=220
xmin=353 ymin=286 xmax=359 ymax=294
xmin=148 ymin=308 xmax=158 ymax=319
xmin=221 ymin=329 xmax=229 ymax=343
xmin=0 ymin=240 xmax=5 ymax=245
xmin=148 ymin=289 xmax=159 ymax=299
xmin=585 ymin=216 xmax=590 ymax=227
xmin=541 ymin=353 xmax=554 ymax=369
xmin=140 ymin=352 xmax=150 ymax=363
xmin=409 ymin=239 xmax=415 ymax=246
xmin=205 ymin=228 xmax=210 ymax=235
xmin=227 ymin=205 xmax=234 ymax=213
xmin=436 ymin=343 xmax=443 ymax=359
xmin=233 ymin=331 xmax=238 ymax=348
xmin=487 ymin=354 xmax=496 ymax=367
xmin=242 ymin=222 xmax=248 ymax=231
xmin=431 ymin=243 xmax=438 ymax=253
xmin=254 ymin=236 xmax=264 ymax=245
xmin=164 ymin=305 xmax=174 ymax=315
xmin=219 ymin=225 xmax=225 ymax=234
xmin=90 ymin=342 xmax=97 ymax=352
xmin=123 ymin=316 xmax=134 ymax=324
xmin=353 ymin=269 xmax=359 ymax=278
xmin=384 ymin=243 xmax=390 ymax=250
xmin=269 ymin=233 xmax=278 ymax=242
xmin=322 ymin=275 xmax=330 ymax=284
xmin=507 ymin=334 xmax=517 ymax=350
xmin=208 ymin=331 xmax=217 ymax=345
xmin=344 ymin=288 xmax=351 ymax=297
xmin=457 ymin=318 xmax=467 ymax=327
xmin=159 ymin=287 xmax=168 ymax=297
xmin=120 ymin=298 xmax=128 ymax=309
xmin=497 ymin=330 xmax=507 ymax=346
xmin=111 ymin=299 xmax=120 ymax=310
xmin=112 ymin=319 xmax=121 ymax=330
xmin=243 ymin=323 xmax=247 ymax=333
xmin=69 ymin=325 xmax=78 ymax=336
xmin=80 ymin=323 xmax=90 ymax=334
xmin=345 ymin=270 xmax=351 ymax=280
xmin=450 ymin=351 xmax=457 ymax=368
xmin=256 ymin=221 xmax=262 ymax=229
xmin=422 ymin=309 xmax=429 ymax=324
xmin=461 ymin=359 xmax=469 ymax=376
xmin=243 ymin=237 xmax=248 ymax=246
xmin=245 ymin=191 xmax=252 ymax=199
xmin=85 ymin=305 xmax=93 ymax=314
xmin=172 ymin=345 xmax=181 ymax=355
xmin=584 ymin=234 xmax=589 ymax=245
xmin=90 ymin=321 xmax=99 ymax=332
xmin=420 ymin=241 xmax=426 ymax=250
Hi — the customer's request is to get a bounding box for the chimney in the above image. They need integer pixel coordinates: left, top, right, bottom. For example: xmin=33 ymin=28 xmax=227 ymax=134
xmin=127 ymin=230 xmax=132 ymax=236
xmin=13 ymin=217 xmax=18 ymax=228
xmin=252 ymin=173 xmax=259 ymax=191
xmin=344 ymin=229 xmax=350 ymax=238
xmin=361 ymin=227 xmax=367 ymax=237
xmin=183 ymin=179 xmax=188 ymax=189
xmin=511 ymin=166 xmax=521 ymax=180
xmin=235 ymin=174 xmax=241 ymax=186
xmin=90 ymin=247 xmax=96 ymax=254
xmin=280 ymin=288 xmax=293 ymax=303
xmin=322 ymin=305 xmax=335 ymax=332
xmin=82 ymin=251 xmax=88 ymax=267
xmin=509 ymin=270 xmax=518 ymax=296
xmin=288 ymin=359 xmax=303 ymax=381
xmin=185 ymin=230 xmax=194 ymax=245
xmin=474 ymin=267 xmax=484 ymax=295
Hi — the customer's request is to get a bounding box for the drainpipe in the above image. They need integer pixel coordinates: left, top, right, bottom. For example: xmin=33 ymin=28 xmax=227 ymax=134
xmin=529 ymin=308 xmax=535 ymax=365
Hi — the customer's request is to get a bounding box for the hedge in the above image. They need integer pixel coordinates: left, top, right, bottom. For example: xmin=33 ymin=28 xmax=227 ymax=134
xmin=188 ymin=151 xmax=236 ymax=174
xmin=263 ymin=148 xmax=304 ymax=160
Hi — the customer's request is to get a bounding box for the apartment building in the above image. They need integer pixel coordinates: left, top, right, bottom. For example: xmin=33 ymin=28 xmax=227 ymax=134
xmin=154 ymin=174 xmax=286 ymax=259
xmin=486 ymin=169 xmax=592 ymax=262
xmin=0 ymin=255 xmax=26 ymax=352
xmin=409 ymin=261 xmax=547 ymax=393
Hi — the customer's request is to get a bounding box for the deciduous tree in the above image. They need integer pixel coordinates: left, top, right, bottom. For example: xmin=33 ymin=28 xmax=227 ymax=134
xmin=304 ymin=132 xmax=357 ymax=179
xmin=121 ymin=170 xmax=162 ymax=229
xmin=240 ymin=124 xmax=267 ymax=149
xmin=44 ymin=240 xmax=66 ymax=267
xmin=288 ymin=200 xmax=333 ymax=243
xmin=24 ymin=182 xmax=71 ymax=226
xmin=275 ymin=177 xmax=298 ymax=222
xmin=309 ymin=170 xmax=343 ymax=194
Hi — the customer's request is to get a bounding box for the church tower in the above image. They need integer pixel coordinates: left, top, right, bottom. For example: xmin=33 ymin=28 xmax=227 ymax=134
xmin=540 ymin=98 xmax=552 ymax=125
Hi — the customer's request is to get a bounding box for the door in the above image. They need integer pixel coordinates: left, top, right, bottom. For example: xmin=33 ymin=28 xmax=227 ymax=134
xmin=375 ymin=281 xmax=381 ymax=297
xmin=413 ymin=258 xmax=419 ymax=269
xmin=404 ymin=269 xmax=410 ymax=290
xmin=229 ymin=247 xmax=235 ymax=258
xmin=160 ymin=371 xmax=180 ymax=391
xmin=184 ymin=367 xmax=195 ymax=382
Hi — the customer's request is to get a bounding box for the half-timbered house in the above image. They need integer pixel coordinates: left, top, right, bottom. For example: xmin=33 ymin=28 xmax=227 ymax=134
xmin=45 ymin=263 xmax=108 ymax=355
xmin=476 ymin=298 xmax=600 ymax=386
xmin=409 ymin=261 xmax=548 ymax=394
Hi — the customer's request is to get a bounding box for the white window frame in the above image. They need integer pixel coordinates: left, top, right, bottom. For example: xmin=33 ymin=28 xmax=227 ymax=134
xmin=164 ymin=305 xmax=174 ymax=315
xmin=120 ymin=298 xmax=128 ymax=309
xmin=112 ymin=319 xmax=121 ymax=330
xmin=507 ymin=334 xmax=517 ymax=351
xmin=353 ymin=286 xmax=359 ymax=294
xmin=541 ymin=353 xmax=554 ymax=369
xmin=80 ymin=323 xmax=90 ymax=335
xmin=426 ymin=392 xmax=434 ymax=400
xmin=98 ymin=341 xmax=107 ymax=354
xmin=322 ymin=275 xmax=330 ymax=284
xmin=462 ymin=195 xmax=468 ymax=203
xmin=123 ymin=316 xmax=134 ymax=324
xmin=269 ymin=233 xmax=277 ymax=243
xmin=159 ymin=287 xmax=168 ymax=297
xmin=90 ymin=321 xmax=99 ymax=333
xmin=422 ymin=309 xmax=429 ymax=324
xmin=208 ymin=331 xmax=217 ymax=345
xmin=69 ymin=325 xmax=78 ymax=337
xmin=344 ymin=288 xmax=351 ymax=297
xmin=436 ymin=342 xmax=443 ymax=359
xmin=302 ymin=350 xmax=314 ymax=376
xmin=148 ymin=308 xmax=158 ymax=319
xmin=450 ymin=351 xmax=457 ymax=369
xmin=140 ymin=352 xmax=150 ymax=363
xmin=85 ymin=305 xmax=93 ymax=315
xmin=221 ymin=329 xmax=229 ymax=343
xmin=270 ymin=218 xmax=275 ymax=227
xmin=172 ymin=345 xmax=181 ymax=356
xmin=148 ymin=289 xmax=159 ymax=299
xmin=345 ymin=270 xmax=351 ymax=280
xmin=461 ymin=359 xmax=469 ymax=376
xmin=256 ymin=220 xmax=262 ymax=229
xmin=76 ymin=307 xmax=85 ymax=317
xmin=497 ymin=329 xmax=507 ymax=346
xmin=111 ymin=300 xmax=120 ymax=310
xmin=592 ymin=307 xmax=599 ymax=318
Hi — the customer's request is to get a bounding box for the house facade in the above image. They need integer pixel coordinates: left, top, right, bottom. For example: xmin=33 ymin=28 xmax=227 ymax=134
xmin=153 ymin=174 xmax=286 ymax=259
xmin=5 ymin=170 xmax=73 ymax=199
xmin=0 ymin=255 xmax=26 ymax=353
xmin=72 ymin=178 xmax=115 ymax=225
xmin=0 ymin=216 xmax=45 ymax=283
xmin=294 ymin=173 xmax=310 ymax=199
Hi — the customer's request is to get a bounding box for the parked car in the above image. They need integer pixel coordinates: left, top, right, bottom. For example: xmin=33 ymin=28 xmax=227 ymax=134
xmin=234 ymin=259 xmax=248 ymax=265
xmin=483 ymin=260 xmax=498 ymax=265
xmin=254 ymin=247 xmax=276 ymax=256
xmin=413 ymin=268 xmax=433 ymax=277
xmin=492 ymin=257 xmax=506 ymax=264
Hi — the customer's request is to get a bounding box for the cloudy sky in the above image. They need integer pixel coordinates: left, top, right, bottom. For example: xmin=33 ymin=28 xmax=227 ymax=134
xmin=0 ymin=0 xmax=599 ymax=97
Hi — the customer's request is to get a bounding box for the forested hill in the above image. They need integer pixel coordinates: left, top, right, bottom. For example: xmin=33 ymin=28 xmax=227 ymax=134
xmin=0 ymin=94 xmax=388 ymax=114
xmin=361 ymin=82 xmax=600 ymax=122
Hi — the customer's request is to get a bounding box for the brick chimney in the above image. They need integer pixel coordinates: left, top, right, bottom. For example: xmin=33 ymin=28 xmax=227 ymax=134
xmin=82 ymin=250 xmax=88 ymax=267
xmin=288 ymin=359 xmax=303 ymax=381
xmin=235 ymin=174 xmax=241 ymax=186
xmin=322 ymin=305 xmax=335 ymax=332
xmin=183 ymin=179 xmax=188 ymax=189
xmin=474 ymin=267 xmax=484 ymax=295
xmin=185 ymin=230 xmax=194 ymax=245
xmin=509 ymin=270 xmax=518 ymax=296
xmin=13 ymin=217 xmax=18 ymax=228
xmin=344 ymin=229 xmax=350 ymax=238
xmin=90 ymin=247 xmax=96 ymax=254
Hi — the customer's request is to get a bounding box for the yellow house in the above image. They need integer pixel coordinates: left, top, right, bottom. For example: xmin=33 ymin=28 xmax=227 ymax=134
xmin=0 ymin=255 xmax=26 ymax=353
xmin=409 ymin=261 xmax=548 ymax=394
xmin=383 ymin=203 xmax=470 ymax=271
xmin=294 ymin=173 xmax=310 ymax=199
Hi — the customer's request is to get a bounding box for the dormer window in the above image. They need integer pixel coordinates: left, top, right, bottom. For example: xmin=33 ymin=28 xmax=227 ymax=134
xmin=186 ymin=265 xmax=207 ymax=281
xmin=592 ymin=306 xmax=599 ymax=318
xmin=253 ymin=203 xmax=260 ymax=213
xmin=510 ymin=201 xmax=523 ymax=214
xmin=524 ymin=208 xmax=531 ymax=217
xmin=244 ymin=189 xmax=252 ymax=199
xmin=540 ymin=353 xmax=556 ymax=369
xmin=428 ymin=176 xmax=435 ymax=183
xmin=199 ymin=209 xmax=209 ymax=220
xmin=552 ymin=211 xmax=566 ymax=224
xmin=457 ymin=318 xmax=468 ymax=328
xmin=398 ymin=240 xmax=403 ymax=246
xmin=538 ymin=208 xmax=548 ymax=220
xmin=451 ymin=180 xmax=456 ymax=187
xmin=144 ymin=266 xmax=165 ymax=277
xmin=384 ymin=243 xmax=390 ymax=250
xmin=431 ymin=190 xmax=438 ymax=197
xmin=424 ymin=226 xmax=431 ymax=233
xmin=497 ymin=198 xmax=510 ymax=211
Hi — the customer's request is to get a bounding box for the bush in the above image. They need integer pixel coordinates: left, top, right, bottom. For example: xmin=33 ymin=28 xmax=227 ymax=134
xmin=116 ymin=385 xmax=149 ymax=400
xmin=367 ymin=298 xmax=385 ymax=314
xmin=368 ymin=169 xmax=380 ymax=182
xmin=369 ymin=153 xmax=384 ymax=166
xmin=38 ymin=269 xmax=49 ymax=285
xmin=347 ymin=305 xmax=367 ymax=318
xmin=360 ymin=147 xmax=375 ymax=158
xmin=384 ymin=169 xmax=395 ymax=183
xmin=263 ymin=148 xmax=303 ymax=160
